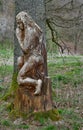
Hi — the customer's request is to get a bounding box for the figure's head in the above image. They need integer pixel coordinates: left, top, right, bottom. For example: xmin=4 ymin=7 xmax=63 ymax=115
xmin=16 ymin=11 xmax=34 ymax=29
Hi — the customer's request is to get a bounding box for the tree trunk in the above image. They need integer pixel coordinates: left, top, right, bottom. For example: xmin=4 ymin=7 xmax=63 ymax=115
xmin=12 ymin=0 xmax=53 ymax=115
xmin=14 ymin=0 xmax=46 ymax=72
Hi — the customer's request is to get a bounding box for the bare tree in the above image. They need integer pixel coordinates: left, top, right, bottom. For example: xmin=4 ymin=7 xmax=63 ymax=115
xmin=45 ymin=0 xmax=83 ymax=54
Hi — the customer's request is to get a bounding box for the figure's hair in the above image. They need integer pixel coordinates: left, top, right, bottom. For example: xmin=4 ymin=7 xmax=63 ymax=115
xmin=16 ymin=11 xmax=42 ymax=32
xmin=16 ymin=11 xmax=33 ymax=27
xmin=16 ymin=11 xmax=43 ymax=50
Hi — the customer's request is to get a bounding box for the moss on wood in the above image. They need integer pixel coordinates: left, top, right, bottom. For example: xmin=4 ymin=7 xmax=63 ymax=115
xmin=33 ymin=109 xmax=60 ymax=121
xmin=9 ymin=108 xmax=60 ymax=121
xmin=2 ymin=72 xmax=18 ymax=101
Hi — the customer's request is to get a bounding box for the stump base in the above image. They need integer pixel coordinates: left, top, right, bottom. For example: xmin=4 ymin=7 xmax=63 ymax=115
xmin=14 ymin=77 xmax=53 ymax=113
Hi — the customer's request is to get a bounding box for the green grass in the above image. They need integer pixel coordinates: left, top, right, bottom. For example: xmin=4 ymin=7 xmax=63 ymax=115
xmin=0 ymin=44 xmax=83 ymax=130
xmin=47 ymin=54 xmax=83 ymax=130
xmin=0 ymin=40 xmax=13 ymax=59
xmin=17 ymin=124 xmax=29 ymax=129
xmin=42 ymin=125 xmax=56 ymax=130
xmin=48 ymin=55 xmax=83 ymax=88
xmin=0 ymin=65 xmax=13 ymax=75
xmin=0 ymin=43 xmax=13 ymax=99
xmin=1 ymin=119 xmax=11 ymax=126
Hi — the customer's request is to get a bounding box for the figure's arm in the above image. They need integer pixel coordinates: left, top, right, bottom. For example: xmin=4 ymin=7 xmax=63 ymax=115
xmin=16 ymin=28 xmax=29 ymax=53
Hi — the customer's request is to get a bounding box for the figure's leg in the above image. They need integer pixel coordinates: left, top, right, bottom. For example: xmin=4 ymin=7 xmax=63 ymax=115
xmin=17 ymin=61 xmax=37 ymax=85
xmin=19 ymin=77 xmax=42 ymax=95
xmin=17 ymin=57 xmax=43 ymax=95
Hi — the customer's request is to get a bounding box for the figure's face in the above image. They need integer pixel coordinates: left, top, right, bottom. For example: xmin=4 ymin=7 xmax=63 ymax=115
xmin=16 ymin=19 xmax=24 ymax=30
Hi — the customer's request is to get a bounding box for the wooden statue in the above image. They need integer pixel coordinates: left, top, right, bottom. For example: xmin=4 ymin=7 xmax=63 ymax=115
xmin=15 ymin=11 xmax=52 ymax=113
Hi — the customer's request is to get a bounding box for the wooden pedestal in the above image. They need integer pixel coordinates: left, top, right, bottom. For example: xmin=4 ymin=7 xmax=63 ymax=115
xmin=14 ymin=77 xmax=52 ymax=114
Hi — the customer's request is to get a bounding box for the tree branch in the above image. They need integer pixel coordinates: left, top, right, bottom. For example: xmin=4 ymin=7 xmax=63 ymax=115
xmin=46 ymin=19 xmax=64 ymax=53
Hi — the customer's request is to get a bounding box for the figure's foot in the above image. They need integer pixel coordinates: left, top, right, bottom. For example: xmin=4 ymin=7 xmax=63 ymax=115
xmin=34 ymin=79 xmax=42 ymax=95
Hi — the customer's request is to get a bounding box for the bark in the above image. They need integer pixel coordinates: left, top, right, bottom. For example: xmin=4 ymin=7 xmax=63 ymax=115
xmin=12 ymin=0 xmax=53 ymax=115
xmin=14 ymin=0 xmax=46 ymax=72
xmin=14 ymin=77 xmax=52 ymax=113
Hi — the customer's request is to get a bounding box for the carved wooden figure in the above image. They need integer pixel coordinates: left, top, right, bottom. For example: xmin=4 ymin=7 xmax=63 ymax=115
xmin=14 ymin=11 xmax=52 ymax=113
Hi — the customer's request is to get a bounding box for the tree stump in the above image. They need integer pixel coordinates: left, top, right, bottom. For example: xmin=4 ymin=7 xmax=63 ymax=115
xmin=14 ymin=76 xmax=52 ymax=113
xmin=13 ymin=11 xmax=53 ymax=116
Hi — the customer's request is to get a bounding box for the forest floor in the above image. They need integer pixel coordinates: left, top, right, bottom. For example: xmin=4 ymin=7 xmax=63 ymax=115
xmin=0 ymin=45 xmax=83 ymax=130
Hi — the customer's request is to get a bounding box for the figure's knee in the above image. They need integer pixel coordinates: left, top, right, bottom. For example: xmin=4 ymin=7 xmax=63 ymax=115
xmin=17 ymin=56 xmax=24 ymax=70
